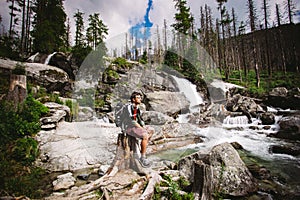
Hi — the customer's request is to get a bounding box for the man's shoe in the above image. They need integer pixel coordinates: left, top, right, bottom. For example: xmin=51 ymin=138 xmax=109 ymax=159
xmin=139 ymin=157 xmax=151 ymax=168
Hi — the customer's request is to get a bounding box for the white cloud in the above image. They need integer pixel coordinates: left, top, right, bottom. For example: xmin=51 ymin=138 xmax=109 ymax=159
xmin=1 ymin=0 xmax=299 ymax=42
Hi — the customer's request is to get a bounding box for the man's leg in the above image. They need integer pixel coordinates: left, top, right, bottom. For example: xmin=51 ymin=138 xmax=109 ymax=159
xmin=140 ymin=134 xmax=148 ymax=156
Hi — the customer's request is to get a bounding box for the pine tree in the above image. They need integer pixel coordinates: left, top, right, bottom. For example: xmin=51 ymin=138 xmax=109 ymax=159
xmin=171 ymin=0 xmax=194 ymax=70
xmin=74 ymin=9 xmax=85 ymax=47
xmin=171 ymin=0 xmax=194 ymax=35
xmin=86 ymin=13 xmax=108 ymax=50
xmin=31 ymin=0 xmax=66 ymax=53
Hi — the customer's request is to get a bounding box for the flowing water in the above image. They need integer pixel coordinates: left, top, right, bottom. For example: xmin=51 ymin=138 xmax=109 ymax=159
xmin=44 ymin=52 xmax=57 ymax=65
xmin=154 ymin=77 xmax=300 ymax=192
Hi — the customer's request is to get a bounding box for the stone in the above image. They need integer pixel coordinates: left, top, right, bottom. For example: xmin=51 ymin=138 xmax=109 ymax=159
xmin=145 ymin=91 xmax=190 ymax=116
xmin=260 ymin=112 xmax=275 ymax=125
xmin=178 ymin=142 xmax=257 ymax=199
xmin=269 ymin=87 xmax=288 ymax=97
xmin=142 ymin=111 xmax=174 ymax=125
xmin=207 ymin=142 xmax=257 ymax=196
xmin=276 ymin=115 xmax=300 ymax=140
xmin=269 ymin=144 xmax=300 ymax=156
xmin=52 ymin=172 xmax=76 ymax=191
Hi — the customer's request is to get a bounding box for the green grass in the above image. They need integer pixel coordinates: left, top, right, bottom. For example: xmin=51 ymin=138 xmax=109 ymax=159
xmin=225 ymin=70 xmax=300 ymax=97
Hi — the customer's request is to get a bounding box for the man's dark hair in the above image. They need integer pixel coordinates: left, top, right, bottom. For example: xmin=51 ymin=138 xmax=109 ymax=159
xmin=130 ymin=91 xmax=142 ymax=103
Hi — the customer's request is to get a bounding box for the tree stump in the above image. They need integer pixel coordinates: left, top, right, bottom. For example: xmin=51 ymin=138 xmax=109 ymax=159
xmin=106 ymin=132 xmax=151 ymax=175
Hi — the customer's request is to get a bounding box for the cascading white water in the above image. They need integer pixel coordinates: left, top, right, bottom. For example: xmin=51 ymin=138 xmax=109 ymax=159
xmin=44 ymin=52 xmax=57 ymax=65
xmin=172 ymin=76 xmax=296 ymax=161
xmin=171 ymin=75 xmax=203 ymax=113
xmin=223 ymin=115 xmax=249 ymax=125
xmin=27 ymin=52 xmax=39 ymax=62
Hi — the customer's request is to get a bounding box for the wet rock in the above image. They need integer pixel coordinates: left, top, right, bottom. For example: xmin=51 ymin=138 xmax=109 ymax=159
xmin=230 ymin=142 xmax=244 ymax=150
xmin=266 ymin=87 xmax=300 ymax=110
xmin=260 ymin=112 xmax=275 ymax=125
xmin=179 ymin=142 xmax=257 ymax=198
xmin=269 ymin=144 xmax=300 ymax=156
xmin=226 ymin=94 xmax=264 ymax=119
xmin=276 ymin=115 xmax=300 ymax=140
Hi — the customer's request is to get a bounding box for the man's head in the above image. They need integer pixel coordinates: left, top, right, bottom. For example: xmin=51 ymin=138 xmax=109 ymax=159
xmin=130 ymin=91 xmax=143 ymax=104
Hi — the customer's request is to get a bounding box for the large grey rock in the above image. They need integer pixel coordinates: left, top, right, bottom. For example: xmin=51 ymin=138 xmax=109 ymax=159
xmin=269 ymin=87 xmax=288 ymax=97
xmin=276 ymin=115 xmax=300 ymax=140
xmin=145 ymin=91 xmax=190 ymax=116
xmin=226 ymin=94 xmax=264 ymax=119
xmin=35 ymin=121 xmax=120 ymax=172
xmin=207 ymin=142 xmax=257 ymax=196
xmin=142 ymin=111 xmax=174 ymax=125
xmin=178 ymin=142 xmax=257 ymax=199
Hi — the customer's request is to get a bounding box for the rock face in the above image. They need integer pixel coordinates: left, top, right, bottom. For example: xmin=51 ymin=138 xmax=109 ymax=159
xmin=142 ymin=110 xmax=174 ymax=125
xmin=36 ymin=102 xmax=120 ymax=172
xmin=178 ymin=142 xmax=257 ymax=199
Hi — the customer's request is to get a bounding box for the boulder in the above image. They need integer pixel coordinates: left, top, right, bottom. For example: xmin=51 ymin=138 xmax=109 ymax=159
xmin=226 ymin=94 xmax=264 ymax=120
xmin=206 ymin=142 xmax=257 ymax=196
xmin=178 ymin=142 xmax=257 ymax=199
xmin=145 ymin=91 xmax=190 ymax=116
xmin=142 ymin=111 xmax=174 ymax=125
xmin=269 ymin=87 xmax=288 ymax=97
xmin=27 ymin=52 xmax=76 ymax=80
xmin=48 ymin=52 xmax=76 ymax=80
xmin=269 ymin=144 xmax=300 ymax=156
xmin=275 ymin=115 xmax=300 ymax=140
xmin=52 ymin=172 xmax=76 ymax=191
xmin=260 ymin=112 xmax=275 ymax=125
xmin=266 ymin=87 xmax=300 ymax=110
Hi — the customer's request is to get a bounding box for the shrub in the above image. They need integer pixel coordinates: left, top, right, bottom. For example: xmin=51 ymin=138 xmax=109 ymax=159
xmin=12 ymin=137 xmax=38 ymax=165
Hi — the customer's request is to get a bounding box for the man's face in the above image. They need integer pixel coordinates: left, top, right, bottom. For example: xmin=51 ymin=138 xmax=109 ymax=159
xmin=133 ymin=95 xmax=142 ymax=105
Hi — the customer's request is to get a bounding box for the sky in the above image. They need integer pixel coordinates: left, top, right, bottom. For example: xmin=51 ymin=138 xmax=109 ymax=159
xmin=0 ymin=0 xmax=299 ymax=43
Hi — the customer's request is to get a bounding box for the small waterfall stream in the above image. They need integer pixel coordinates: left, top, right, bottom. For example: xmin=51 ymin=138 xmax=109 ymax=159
xmin=44 ymin=52 xmax=57 ymax=65
xmin=172 ymin=75 xmax=203 ymax=113
xmin=171 ymin=76 xmax=203 ymax=123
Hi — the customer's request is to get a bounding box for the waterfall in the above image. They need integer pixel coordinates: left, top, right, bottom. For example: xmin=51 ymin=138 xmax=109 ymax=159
xmin=172 ymin=75 xmax=203 ymax=113
xmin=44 ymin=52 xmax=57 ymax=65
xmin=223 ymin=115 xmax=249 ymax=125
xmin=27 ymin=52 xmax=39 ymax=62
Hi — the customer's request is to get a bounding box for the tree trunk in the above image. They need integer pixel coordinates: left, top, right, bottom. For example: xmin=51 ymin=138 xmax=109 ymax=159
xmin=106 ymin=133 xmax=150 ymax=176
xmin=9 ymin=0 xmax=15 ymax=38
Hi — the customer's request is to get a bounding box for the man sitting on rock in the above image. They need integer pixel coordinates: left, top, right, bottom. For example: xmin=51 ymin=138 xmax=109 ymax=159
xmin=125 ymin=91 xmax=154 ymax=167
